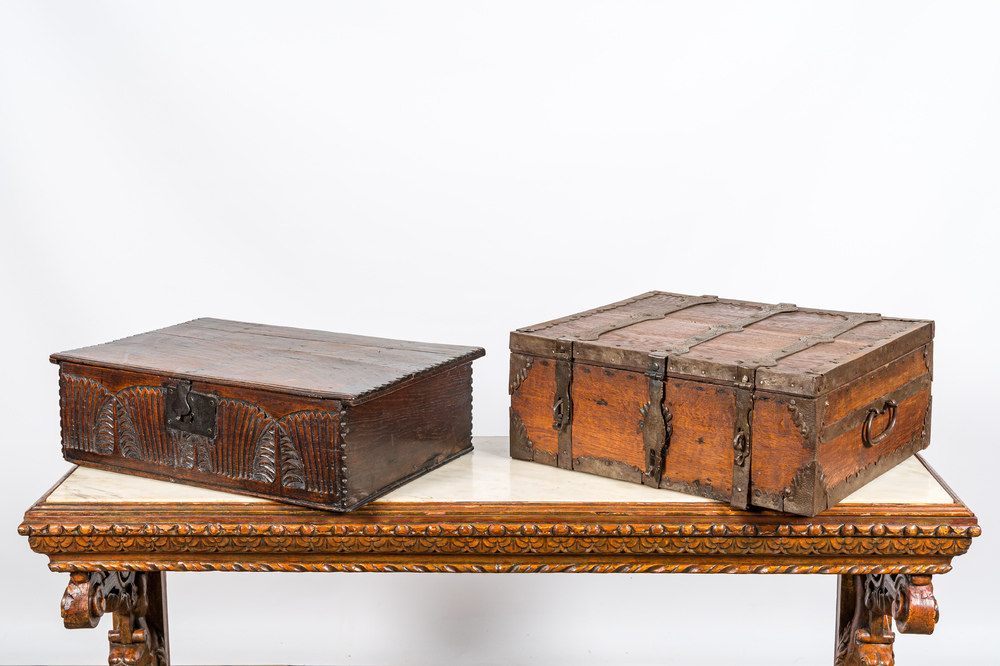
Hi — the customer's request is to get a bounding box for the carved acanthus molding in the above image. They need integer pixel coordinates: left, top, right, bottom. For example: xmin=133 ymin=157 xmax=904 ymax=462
xmin=21 ymin=519 xmax=983 ymax=541
xmin=50 ymin=561 xmax=954 ymax=575
xmin=22 ymin=518 xmax=979 ymax=564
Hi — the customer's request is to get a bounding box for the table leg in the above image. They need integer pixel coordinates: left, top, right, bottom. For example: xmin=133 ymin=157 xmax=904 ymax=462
xmin=834 ymin=574 xmax=939 ymax=666
xmin=61 ymin=570 xmax=170 ymax=666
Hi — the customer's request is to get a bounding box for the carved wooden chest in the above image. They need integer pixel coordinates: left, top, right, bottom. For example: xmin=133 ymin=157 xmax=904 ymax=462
xmin=509 ymin=292 xmax=933 ymax=516
xmin=53 ymin=318 xmax=485 ymax=511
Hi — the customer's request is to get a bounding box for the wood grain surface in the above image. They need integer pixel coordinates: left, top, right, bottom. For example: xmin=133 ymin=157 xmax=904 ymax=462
xmin=570 ymin=363 xmax=646 ymax=471
xmin=509 ymin=355 xmax=558 ymax=463
xmin=53 ymin=318 xmax=484 ymax=403
xmin=509 ymin=292 xmax=935 ymax=516
xmin=54 ymin=320 xmax=484 ymax=511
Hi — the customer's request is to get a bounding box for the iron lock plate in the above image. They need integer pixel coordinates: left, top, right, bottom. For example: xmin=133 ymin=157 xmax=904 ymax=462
xmin=165 ymin=380 xmax=218 ymax=439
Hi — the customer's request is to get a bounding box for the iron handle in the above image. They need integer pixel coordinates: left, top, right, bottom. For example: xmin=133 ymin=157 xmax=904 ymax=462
xmin=863 ymin=399 xmax=898 ymax=447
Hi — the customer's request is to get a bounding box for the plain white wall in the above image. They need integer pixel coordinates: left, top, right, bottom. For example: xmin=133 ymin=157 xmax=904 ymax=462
xmin=1 ymin=2 xmax=997 ymax=664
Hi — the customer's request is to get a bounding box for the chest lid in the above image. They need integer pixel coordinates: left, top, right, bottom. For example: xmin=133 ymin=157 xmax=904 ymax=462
xmin=510 ymin=291 xmax=932 ymax=397
xmin=51 ymin=318 xmax=485 ymax=405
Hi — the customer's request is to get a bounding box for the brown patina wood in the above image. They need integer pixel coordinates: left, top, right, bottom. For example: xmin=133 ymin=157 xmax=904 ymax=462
xmin=51 ymin=319 xmax=485 ymax=511
xmin=510 ymin=292 xmax=934 ymax=516
xmin=18 ymin=450 xmax=980 ymax=666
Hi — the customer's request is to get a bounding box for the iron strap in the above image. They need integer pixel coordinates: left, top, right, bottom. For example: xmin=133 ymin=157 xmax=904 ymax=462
xmin=552 ymin=356 xmax=574 ymax=470
xmin=730 ymin=368 xmax=755 ymax=510
xmin=572 ymin=295 xmax=719 ymax=341
xmin=738 ymin=312 xmax=882 ymax=368
xmin=641 ymin=353 xmax=672 ymax=488
xmin=656 ymin=302 xmax=799 ymax=356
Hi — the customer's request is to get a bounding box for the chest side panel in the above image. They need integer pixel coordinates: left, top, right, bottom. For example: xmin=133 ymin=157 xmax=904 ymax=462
xmin=821 ymin=345 xmax=932 ymax=429
xmin=342 ymin=363 xmax=475 ymax=509
xmin=568 ymin=363 xmax=647 ymax=481
xmin=819 ymin=380 xmax=932 ymax=505
xmin=749 ymin=392 xmax=818 ymax=512
xmin=509 ymin=354 xmax=559 ymax=465
xmin=58 ymin=363 xmax=341 ymax=504
xmin=659 ymin=377 xmax=737 ymax=502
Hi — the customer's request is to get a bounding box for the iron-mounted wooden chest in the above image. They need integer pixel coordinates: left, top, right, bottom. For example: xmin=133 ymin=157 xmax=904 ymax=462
xmin=53 ymin=318 xmax=485 ymax=511
xmin=509 ymin=292 xmax=933 ymax=516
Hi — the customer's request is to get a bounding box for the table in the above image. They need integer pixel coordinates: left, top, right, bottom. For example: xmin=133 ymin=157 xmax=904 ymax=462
xmin=19 ymin=437 xmax=980 ymax=666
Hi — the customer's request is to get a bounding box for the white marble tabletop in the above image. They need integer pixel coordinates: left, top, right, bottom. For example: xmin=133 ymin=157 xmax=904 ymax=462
xmin=45 ymin=436 xmax=955 ymax=507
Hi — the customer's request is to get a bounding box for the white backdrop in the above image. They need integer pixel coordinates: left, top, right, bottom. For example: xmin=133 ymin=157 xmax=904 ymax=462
xmin=1 ymin=2 xmax=998 ymax=664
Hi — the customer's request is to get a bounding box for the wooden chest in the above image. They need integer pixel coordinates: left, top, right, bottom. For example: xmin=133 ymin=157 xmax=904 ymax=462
xmin=52 ymin=318 xmax=485 ymax=511
xmin=509 ymin=292 xmax=933 ymax=516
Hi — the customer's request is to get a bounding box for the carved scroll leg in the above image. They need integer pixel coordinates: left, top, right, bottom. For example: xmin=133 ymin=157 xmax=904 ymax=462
xmin=835 ymin=574 xmax=895 ymax=666
xmin=834 ymin=574 xmax=939 ymax=666
xmin=60 ymin=571 xmax=170 ymax=666
xmin=62 ymin=571 xmax=105 ymax=629
xmin=892 ymin=574 xmax=938 ymax=635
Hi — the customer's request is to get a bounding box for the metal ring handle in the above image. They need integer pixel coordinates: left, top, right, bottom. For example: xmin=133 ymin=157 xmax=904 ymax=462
xmin=863 ymin=399 xmax=898 ymax=447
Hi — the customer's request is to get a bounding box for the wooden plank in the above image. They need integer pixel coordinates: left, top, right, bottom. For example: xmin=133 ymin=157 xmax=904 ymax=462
xmin=181 ymin=318 xmax=479 ymax=356
xmin=569 ymin=363 xmax=647 ymax=473
xmin=660 ymin=377 xmax=737 ymax=501
xmin=53 ymin=322 xmax=484 ymax=402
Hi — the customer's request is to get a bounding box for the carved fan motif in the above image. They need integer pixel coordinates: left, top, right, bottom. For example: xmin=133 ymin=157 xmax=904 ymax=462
xmin=214 ymin=400 xmax=276 ymax=482
xmin=251 ymin=424 xmax=277 ymax=483
xmin=59 ymin=374 xmax=342 ymax=496
xmin=59 ymin=375 xmax=115 ymax=455
xmin=116 ymin=387 xmax=172 ymax=465
xmin=195 ymin=437 xmax=215 ymax=474
xmin=277 ymin=424 xmax=306 ymax=489
xmin=95 ymin=399 xmax=116 ymax=454
xmin=116 ymin=404 xmax=141 ymax=461
xmin=278 ymin=411 xmax=339 ymax=494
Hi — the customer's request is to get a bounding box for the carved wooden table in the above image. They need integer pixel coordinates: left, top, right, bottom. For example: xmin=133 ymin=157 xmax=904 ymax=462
xmin=19 ymin=437 xmax=979 ymax=666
